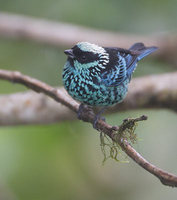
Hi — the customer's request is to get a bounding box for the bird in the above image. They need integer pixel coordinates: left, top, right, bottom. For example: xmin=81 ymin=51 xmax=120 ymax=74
xmin=62 ymin=42 xmax=157 ymax=128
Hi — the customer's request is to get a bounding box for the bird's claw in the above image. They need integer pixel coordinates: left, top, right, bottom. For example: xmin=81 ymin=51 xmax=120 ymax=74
xmin=77 ymin=103 xmax=84 ymax=119
xmin=111 ymin=125 xmax=118 ymax=131
xmin=77 ymin=103 xmax=93 ymax=120
xmin=78 ymin=104 xmax=106 ymax=130
xmin=93 ymin=115 xmax=106 ymax=129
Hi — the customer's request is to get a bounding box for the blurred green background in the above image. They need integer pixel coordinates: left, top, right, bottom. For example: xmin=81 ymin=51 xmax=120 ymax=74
xmin=0 ymin=0 xmax=177 ymax=199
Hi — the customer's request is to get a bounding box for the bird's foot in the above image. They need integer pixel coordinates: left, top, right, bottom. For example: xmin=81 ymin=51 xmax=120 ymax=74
xmin=77 ymin=103 xmax=84 ymax=119
xmin=92 ymin=107 xmax=107 ymax=129
xmin=77 ymin=103 xmax=93 ymax=120
xmin=78 ymin=104 xmax=107 ymax=130
xmin=111 ymin=125 xmax=118 ymax=131
xmin=93 ymin=114 xmax=106 ymax=129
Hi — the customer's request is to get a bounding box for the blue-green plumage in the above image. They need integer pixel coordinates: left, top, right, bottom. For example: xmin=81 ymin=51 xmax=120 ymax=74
xmin=62 ymin=42 xmax=157 ymax=108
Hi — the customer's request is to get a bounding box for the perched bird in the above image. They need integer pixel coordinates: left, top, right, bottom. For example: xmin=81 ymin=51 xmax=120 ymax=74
xmin=63 ymin=42 xmax=157 ymax=127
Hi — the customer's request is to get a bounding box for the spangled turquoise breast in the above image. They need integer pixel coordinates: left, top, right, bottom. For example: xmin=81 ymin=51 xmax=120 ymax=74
xmin=62 ymin=61 xmax=129 ymax=106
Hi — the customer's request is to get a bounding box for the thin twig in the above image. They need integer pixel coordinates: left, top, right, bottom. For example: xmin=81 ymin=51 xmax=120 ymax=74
xmin=0 ymin=69 xmax=177 ymax=187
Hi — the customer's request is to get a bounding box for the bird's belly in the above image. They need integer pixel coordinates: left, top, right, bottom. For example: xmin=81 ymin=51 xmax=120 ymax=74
xmin=65 ymin=78 xmax=128 ymax=106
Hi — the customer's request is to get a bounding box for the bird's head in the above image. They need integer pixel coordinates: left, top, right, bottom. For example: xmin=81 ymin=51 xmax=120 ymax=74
xmin=64 ymin=42 xmax=109 ymax=70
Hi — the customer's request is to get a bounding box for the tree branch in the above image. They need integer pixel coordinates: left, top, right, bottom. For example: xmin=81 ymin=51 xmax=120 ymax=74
xmin=0 ymin=91 xmax=76 ymax=126
xmin=0 ymin=12 xmax=177 ymax=63
xmin=1 ymin=71 xmax=177 ymax=126
xmin=0 ymin=69 xmax=177 ymax=187
xmin=0 ymin=70 xmax=79 ymax=112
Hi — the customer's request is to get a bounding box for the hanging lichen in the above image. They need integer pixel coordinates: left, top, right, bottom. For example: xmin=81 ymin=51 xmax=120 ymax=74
xmin=100 ymin=115 xmax=147 ymax=163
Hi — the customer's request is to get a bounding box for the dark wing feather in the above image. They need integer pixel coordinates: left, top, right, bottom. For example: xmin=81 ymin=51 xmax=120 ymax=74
xmin=101 ymin=43 xmax=157 ymax=87
xmin=100 ymin=55 xmax=127 ymax=87
xmin=126 ymin=43 xmax=158 ymax=76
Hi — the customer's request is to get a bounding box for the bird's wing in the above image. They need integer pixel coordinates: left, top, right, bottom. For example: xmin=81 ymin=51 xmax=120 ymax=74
xmin=100 ymin=47 xmax=134 ymax=87
xmin=100 ymin=56 xmax=127 ymax=87
xmin=101 ymin=43 xmax=157 ymax=87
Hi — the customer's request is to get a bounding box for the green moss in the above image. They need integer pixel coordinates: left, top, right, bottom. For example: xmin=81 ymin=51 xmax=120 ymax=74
xmin=100 ymin=132 xmax=128 ymax=164
xmin=100 ymin=116 xmax=147 ymax=163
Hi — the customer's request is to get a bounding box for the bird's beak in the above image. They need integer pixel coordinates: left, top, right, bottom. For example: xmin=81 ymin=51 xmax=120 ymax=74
xmin=64 ymin=49 xmax=74 ymax=58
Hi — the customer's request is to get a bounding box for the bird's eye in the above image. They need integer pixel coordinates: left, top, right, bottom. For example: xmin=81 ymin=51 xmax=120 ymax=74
xmin=82 ymin=55 xmax=86 ymax=60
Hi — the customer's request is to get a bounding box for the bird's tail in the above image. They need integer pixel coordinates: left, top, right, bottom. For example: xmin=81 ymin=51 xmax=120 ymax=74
xmin=126 ymin=43 xmax=158 ymax=77
xmin=129 ymin=43 xmax=158 ymax=61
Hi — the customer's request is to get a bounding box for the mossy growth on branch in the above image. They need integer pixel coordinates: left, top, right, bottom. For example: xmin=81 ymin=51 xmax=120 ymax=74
xmin=100 ymin=132 xmax=129 ymax=164
xmin=100 ymin=115 xmax=147 ymax=164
